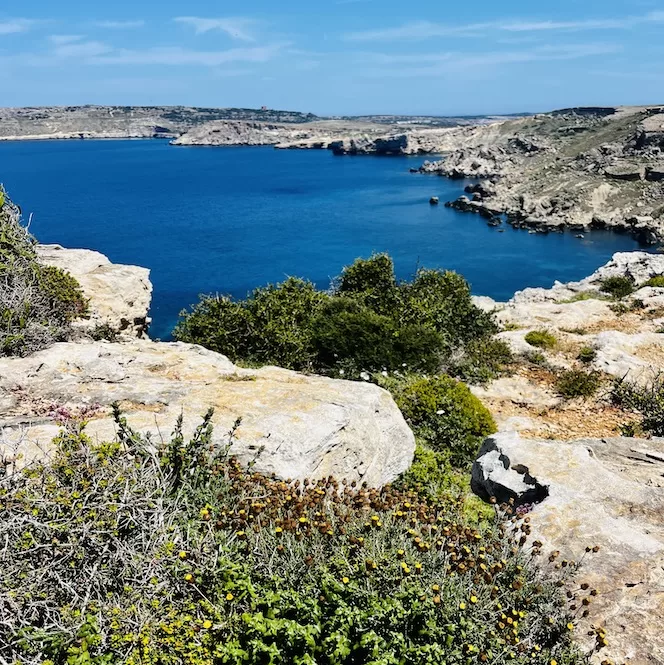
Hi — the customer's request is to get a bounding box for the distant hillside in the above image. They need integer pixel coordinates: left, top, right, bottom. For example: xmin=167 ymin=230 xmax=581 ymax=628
xmin=0 ymin=105 xmax=318 ymax=141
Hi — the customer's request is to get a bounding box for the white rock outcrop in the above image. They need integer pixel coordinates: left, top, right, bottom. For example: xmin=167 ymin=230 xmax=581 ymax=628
xmin=473 ymin=432 xmax=664 ymax=665
xmin=37 ymin=244 xmax=152 ymax=337
xmin=0 ymin=340 xmax=415 ymax=487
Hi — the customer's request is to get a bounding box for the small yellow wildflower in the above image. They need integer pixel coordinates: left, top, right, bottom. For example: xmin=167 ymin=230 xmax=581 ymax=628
xmin=470 ymin=595 xmax=478 ymax=604
xmin=226 ymin=592 xmax=234 ymax=601
xmin=202 ymin=620 xmax=213 ymax=630
xmin=459 ymin=602 xmax=466 ymax=610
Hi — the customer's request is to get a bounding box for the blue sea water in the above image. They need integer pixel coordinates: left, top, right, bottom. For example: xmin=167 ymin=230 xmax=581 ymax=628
xmin=0 ymin=139 xmax=648 ymax=340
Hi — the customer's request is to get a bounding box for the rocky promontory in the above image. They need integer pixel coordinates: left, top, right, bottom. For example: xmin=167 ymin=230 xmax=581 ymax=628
xmin=421 ymin=106 xmax=664 ymax=242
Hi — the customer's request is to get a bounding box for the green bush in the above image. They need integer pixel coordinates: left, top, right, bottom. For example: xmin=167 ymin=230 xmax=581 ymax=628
xmin=174 ymin=278 xmax=327 ymax=369
xmin=524 ymin=330 xmax=557 ymax=349
xmin=448 ymin=337 xmax=513 ymax=385
xmin=391 ymin=375 xmax=496 ymax=466
xmin=312 ymin=298 xmax=444 ymax=376
xmin=577 ymin=346 xmax=597 ymax=364
xmin=612 ymin=376 xmax=664 ymax=436
xmin=554 ymin=369 xmax=602 ymax=399
xmin=644 ymin=275 xmax=664 ymax=288
xmin=0 ymin=411 xmax=586 ymax=665
xmin=38 ymin=264 xmax=88 ymax=323
xmin=175 ymin=256 xmax=500 ymax=378
xmin=599 ymin=275 xmax=635 ymax=299
xmin=0 ymin=188 xmax=87 ymax=356
xmin=335 ymin=253 xmax=398 ymax=314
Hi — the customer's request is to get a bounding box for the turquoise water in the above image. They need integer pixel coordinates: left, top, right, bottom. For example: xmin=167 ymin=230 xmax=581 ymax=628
xmin=0 ymin=139 xmax=647 ymax=339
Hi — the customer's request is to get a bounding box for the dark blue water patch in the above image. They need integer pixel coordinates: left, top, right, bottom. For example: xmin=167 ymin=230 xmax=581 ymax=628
xmin=0 ymin=139 xmax=649 ymax=340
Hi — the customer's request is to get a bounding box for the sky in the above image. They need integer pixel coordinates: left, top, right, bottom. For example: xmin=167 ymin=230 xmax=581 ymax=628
xmin=1 ymin=0 xmax=663 ymax=116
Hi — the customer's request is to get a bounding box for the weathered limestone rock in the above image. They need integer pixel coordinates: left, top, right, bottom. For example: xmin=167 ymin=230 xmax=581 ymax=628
xmin=473 ymin=432 xmax=664 ymax=665
xmin=36 ymin=244 xmax=152 ymax=337
xmin=0 ymin=340 xmax=415 ymax=487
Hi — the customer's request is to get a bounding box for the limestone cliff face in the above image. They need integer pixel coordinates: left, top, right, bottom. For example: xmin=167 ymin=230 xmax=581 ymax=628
xmin=36 ymin=244 xmax=152 ymax=337
xmin=1 ymin=247 xmax=415 ymax=488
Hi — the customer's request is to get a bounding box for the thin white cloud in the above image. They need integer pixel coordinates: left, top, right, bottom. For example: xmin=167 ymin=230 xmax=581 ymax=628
xmin=93 ymin=20 xmax=145 ymax=29
xmin=89 ymin=43 xmax=286 ymax=66
xmin=54 ymin=40 xmax=113 ymax=59
xmin=344 ymin=11 xmax=664 ymax=41
xmin=0 ymin=18 xmax=38 ymax=35
xmin=174 ymin=16 xmax=257 ymax=41
xmin=360 ymin=43 xmax=621 ymax=77
xmin=49 ymin=35 xmax=84 ymax=45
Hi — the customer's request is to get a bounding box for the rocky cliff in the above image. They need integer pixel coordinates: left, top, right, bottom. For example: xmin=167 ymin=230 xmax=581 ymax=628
xmin=420 ymin=106 xmax=664 ymax=242
xmin=171 ymin=118 xmax=460 ymax=154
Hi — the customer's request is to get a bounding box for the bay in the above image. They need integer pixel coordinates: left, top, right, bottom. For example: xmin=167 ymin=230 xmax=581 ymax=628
xmin=0 ymin=139 xmax=646 ymax=339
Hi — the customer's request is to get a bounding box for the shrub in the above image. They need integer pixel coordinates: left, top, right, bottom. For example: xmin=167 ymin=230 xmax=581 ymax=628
xmin=335 ymin=253 xmax=398 ymax=314
xmin=643 ymin=275 xmax=664 ymax=288
xmin=176 ymin=256 xmax=501 ymax=378
xmin=599 ymin=275 xmax=635 ymax=299
xmin=38 ymin=264 xmax=88 ymax=324
xmin=400 ymin=268 xmax=498 ymax=351
xmin=448 ymin=337 xmax=513 ymax=385
xmin=612 ymin=375 xmax=664 ymax=436
xmin=577 ymin=346 xmax=597 ymax=364
xmin=391 ymin=374 xmax=496 ymax=466
xmin=0 ymin=410 xmax=586 ymax=665
xmin=175 ymin=278 xmax=327 ymax=369
xmin=312 ymin=298 xmax=444 ymax=376
xmin=0 ymin=188 xmax=87 ymax=356
xmin=555 ymin=369 xmax=602 ymax=399
xmin=90 ymin=323 xmax=120 ymax=342
xmin=524 ymin=330 xmax=557 ymax=349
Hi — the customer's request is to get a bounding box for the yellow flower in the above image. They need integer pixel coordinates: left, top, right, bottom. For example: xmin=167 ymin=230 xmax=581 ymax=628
xmin=470 ymin=595 xmax=478 ymax=604
xmin=275 ymin=527 xmax=283 ymax=534
xmin=342 ymin=577 xmax=350 ymax=584
xmin=459 ymin=602 xmax=467 ymax=610
xmin=202 ymin=620 xmax=213 ymax=630
xmin=432 ymin=584 xmax=440 ymax=592
xmin=299 ymin=517 xmax=308 ymax=524
xmin=226 ymin=592 xmax=234 ymax=601
xmin=551 ymin=660 xmax=558 ymax=665
xmin=567 ymin=622 xmax=575 ymax=631
xmin=184 ymin=573 xmax=193 ymax=583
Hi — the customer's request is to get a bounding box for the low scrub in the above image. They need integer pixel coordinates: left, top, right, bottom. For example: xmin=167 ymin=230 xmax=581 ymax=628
xmin=642 ymin=275 xmax=664 ymax=288
xmin=0 ymin=188 xmax=87 ymax=356
xmin=555 ymin=369 xmax=602 ymax=399
xmin=382 ymin=374 xmax=496 ymax=467
xmin=0 ymin=408 xmax=589 ymax=665
xmin=525 ymin=330 xmax=557 ymax=350
xmin=577 ymin=347 xmax=597 ymax=364
xmin=599 ymin=276 xmax=635 ymax=300
xmin=175 ymin=254 xmax=501 ymax=380
xmin=612 ymin=375 xmax=664 ymax=436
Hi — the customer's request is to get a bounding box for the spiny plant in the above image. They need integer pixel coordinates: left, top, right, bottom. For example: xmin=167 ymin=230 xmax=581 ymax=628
xmin=0 ymin=187 xmax=88 ymax=356
xmin=0 ymin=407 xmax=602 ymax=665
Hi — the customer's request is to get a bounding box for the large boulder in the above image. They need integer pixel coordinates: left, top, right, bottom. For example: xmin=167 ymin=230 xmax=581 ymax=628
xmin=36 ymin=244 xmax=152 ymax=337
xmin=0 ymin=339 xmax=415 ymax=487
xmin=473 ymin=432 xmax=664 ymax=665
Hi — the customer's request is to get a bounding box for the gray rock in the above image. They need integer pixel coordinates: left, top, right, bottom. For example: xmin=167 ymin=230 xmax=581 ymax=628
xmin=472 ymin=431 xmax=664 ymax=665
xmin=0 ymin=340 xmax=415 ymax=488
xmin=36 ymin=244 xmax=152 ymax=337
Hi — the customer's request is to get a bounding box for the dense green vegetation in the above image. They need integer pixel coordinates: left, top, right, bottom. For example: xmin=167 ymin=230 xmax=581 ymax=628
xmin=174 ymin=254 xmax=511 ymax=383
xmin=0 ymin=409 xmax=590 ymax=665
xmin=0 ymin=188 xmax=87 ymax=356
xmin=599 ymin=276 xmax=635 ymax=299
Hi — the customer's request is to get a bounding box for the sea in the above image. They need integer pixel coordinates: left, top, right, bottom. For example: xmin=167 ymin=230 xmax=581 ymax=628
xmin=0 ymin=139 xmax=648 ymax=340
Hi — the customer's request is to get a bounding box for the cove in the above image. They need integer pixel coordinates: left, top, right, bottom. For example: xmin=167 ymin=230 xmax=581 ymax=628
xmin=0 ymin=139 xmax=647 ymax=340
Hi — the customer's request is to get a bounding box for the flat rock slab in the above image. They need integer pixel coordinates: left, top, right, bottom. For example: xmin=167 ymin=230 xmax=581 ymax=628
xmin=473 ymin=432 xmax=664 ymax=665
xmin=0 ymin=340 xmax=415 ymax=487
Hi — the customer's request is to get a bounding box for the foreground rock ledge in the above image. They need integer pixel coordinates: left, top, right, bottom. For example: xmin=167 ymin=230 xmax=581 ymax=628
xmin=473 ymin=432 xmax=664 ymax=665
xmin=0 ymin=340 xmax=415 ymax=487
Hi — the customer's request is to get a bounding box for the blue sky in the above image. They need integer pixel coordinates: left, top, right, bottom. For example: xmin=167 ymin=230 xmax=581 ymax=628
xmin=1 ymin=0 xmax=662 ymax=115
